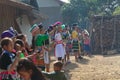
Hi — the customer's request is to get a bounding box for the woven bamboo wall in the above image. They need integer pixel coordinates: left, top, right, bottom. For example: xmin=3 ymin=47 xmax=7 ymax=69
xmin=0 ymin=4 xmax=20 ymax=34
xmin=90 ymin=15 xmax=120 ymax=54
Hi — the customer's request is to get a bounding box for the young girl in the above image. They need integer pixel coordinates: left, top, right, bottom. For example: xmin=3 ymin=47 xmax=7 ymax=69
xmin=17 ymin=59 xmax=47 ymax=80
xmin=16 ymin=34 xmax=33 ymax=53
xmin=54 ymin=22 xmax=66 ymax=62
xmin=34 ymin=23 xmax=51 ymax=72
xmin=0 ymin=37 xmax=20 ymax=80
xmin=14 ymin=39 xmax=29 ymax=58
xmin=65 ymin=31 xmax=72 ymax=63
xmin=83 ymin=34 xmax=91 ymax=56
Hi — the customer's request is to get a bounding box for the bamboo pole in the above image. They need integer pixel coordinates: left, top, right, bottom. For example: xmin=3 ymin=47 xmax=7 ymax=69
xmin=100 ymin=16 xmax=103 ymax=54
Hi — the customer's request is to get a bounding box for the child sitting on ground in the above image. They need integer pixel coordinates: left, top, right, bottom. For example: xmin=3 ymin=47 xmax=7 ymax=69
xmin=43 ymin=61 xmax=67 ymax=80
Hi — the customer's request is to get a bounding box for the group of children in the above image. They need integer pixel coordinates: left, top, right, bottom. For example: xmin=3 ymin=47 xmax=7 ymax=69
xmin=0 ymin=22 xmax=91 ymax=80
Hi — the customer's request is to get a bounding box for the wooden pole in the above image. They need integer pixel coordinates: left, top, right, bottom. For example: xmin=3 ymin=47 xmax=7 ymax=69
xmin=111 ymin=17 xmax=116 ymax=50
xmin=100 ymin=16 xmax=103 ymax=54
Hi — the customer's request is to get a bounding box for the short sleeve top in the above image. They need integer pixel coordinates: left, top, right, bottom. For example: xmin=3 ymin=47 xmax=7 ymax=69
xmin=0 ymin=50 xmax=15 ymax=70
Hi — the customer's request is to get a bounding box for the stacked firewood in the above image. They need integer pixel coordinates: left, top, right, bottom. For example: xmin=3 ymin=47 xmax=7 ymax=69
xmin=90 ymin=15 xmax=120 ymax=54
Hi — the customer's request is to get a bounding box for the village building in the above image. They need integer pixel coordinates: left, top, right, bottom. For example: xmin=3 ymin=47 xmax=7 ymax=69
xmin=0 ymin=0 xmax=46 ymax=44
xmin=36 ymin=0 xmax=67 ymax=27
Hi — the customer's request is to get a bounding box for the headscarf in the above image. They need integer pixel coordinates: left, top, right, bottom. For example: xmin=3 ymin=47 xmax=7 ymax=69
xmin=29 ymin=24 xmax=39 ymax=36
xmin=1 ymin=27 xmax=17 ymax=38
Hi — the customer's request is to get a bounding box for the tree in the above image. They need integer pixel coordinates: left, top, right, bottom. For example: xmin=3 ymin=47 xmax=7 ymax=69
xmin=113 ymin=6 xmax=120 ymax=15
xmin=61 ymin=0 xmax=120 ymax=28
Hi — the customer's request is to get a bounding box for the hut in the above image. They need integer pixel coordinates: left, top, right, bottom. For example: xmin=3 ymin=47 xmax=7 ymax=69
xmin=0 ymin=0 xmax=47 ymax=44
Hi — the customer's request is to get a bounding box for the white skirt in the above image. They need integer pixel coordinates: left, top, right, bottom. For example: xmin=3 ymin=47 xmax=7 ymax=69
xmin=55 ymin=44 xmax=66 ymax=59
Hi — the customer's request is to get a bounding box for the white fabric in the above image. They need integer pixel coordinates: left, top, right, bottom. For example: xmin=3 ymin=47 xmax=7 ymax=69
xmin=44 ymin=51 xmax=49 ymax=64
xmin=55 ymin=33 xmax=62 ymax=41
xmin=54 ymin=32 xmax=66 ymax=59
xmin=55 ymin=44 xmax=65 ymax=59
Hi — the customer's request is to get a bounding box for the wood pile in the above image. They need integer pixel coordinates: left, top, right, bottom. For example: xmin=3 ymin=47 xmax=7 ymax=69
xmin=90 ymin=15 xmax=120 ymax=54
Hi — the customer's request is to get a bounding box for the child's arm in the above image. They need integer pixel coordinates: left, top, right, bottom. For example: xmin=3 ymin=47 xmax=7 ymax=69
xmin=8 ymin=51 xmax=21 ymax=71
xmin=63 ymin=74 xmax=67 ymax=80
xmin=26 ymin=52 xmax=37 ymax=58
xmin=42 ymin=71 xmax=51 ymax=79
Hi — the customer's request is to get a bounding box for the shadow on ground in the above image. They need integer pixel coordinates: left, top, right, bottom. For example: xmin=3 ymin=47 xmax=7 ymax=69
xmin=64 ymin=62 xmax=79 ymax=80
xmin=78 ymin=58 xmax=90 ymax=64
xmin=103 ymin=53 xmax=120 ymax=57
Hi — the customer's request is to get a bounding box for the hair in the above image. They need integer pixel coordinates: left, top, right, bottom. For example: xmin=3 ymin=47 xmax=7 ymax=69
xmin=0 ymin=37 xmax=12 ymax=48
xmin=54 ymin=61 xmax=63 ymax=69
xmin=14 ymin=39 xmax=24 ymax=47
xmin=38 ymin=23 xmax=43 ymax=30
xmin=17 ymin=59 xmax=46 ymax=80
xmin=16 ymin=34 xmax=25 ymax=40
xmin=31 ymin=36 xmax=35 ymax=51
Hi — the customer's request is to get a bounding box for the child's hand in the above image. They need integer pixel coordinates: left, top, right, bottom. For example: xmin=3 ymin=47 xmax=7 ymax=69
xmin=16 ymin=51 xmax=21 ymax=59
xmin=49 ymin=47 xmax=52 ymax=51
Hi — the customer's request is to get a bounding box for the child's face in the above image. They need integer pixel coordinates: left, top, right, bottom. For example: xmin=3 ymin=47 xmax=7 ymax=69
xmin=15 ymin=44 xmax=24 ymax=51
xmin=4 ymin=40 xmax=14 ymax=52
xmin=40 ymin=29 xmax=45 ymax=34
xmin=18 ymin=70 xmax=32 ymax=80
xmin=54 ymin=66 xmax=61 ymax=71
xmin=58 ymin=26 xmax=62 ymax=32
xmin=22 ymin=35 xmax=26 ymax=42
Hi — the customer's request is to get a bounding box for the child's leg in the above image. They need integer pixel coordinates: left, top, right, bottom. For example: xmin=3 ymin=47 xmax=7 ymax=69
xmin=45 ymin=63 xmax=50 ymax=72
xmin=66 ymin=52 xmax=71 ymax=63
xmin=58 ymin=57 xmax=62 ymax=61
xmin=66 ymin=52 xmax=70 ymax=61
xmin=64 ymin=54 xmax=67 ymax=63
xmin=74 ymin=52 xmax=78 ymax=62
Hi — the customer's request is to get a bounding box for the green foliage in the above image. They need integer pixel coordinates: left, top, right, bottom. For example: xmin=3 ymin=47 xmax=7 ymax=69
xmin=113 ymin=6 xmax=120 ymax=15
xmin=61 ymin=0 xmax=120 ymax=28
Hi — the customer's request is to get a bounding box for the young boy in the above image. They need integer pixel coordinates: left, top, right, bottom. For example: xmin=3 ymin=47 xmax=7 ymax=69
xmin=43 ymin=61 xmax=67 ymax=80
xmin=0 ymin=38 xmax=20 ymax=80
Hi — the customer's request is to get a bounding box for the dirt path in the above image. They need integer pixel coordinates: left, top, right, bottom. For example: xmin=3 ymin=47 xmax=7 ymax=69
xmin=50 ymin=54 xmax=120 ymax=80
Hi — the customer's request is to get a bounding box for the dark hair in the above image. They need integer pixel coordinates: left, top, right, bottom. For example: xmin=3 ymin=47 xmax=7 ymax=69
xmin=14 ymin=39 xmax=24 ymax=47
xmin=54 ymin=61 xmax=63 ymax=69
xmin=31 ymin=36 xmax=35 ymax=51
xmin=0 ymin=37 xmax=12 ymax=48
xmin=16 ymin=34 xmax=25 ymax=40
xmin=38 ymin=23 xmax=43 ymax=30
xmin=47 ymin=25 xmax=53 ymax=33
xmin=72 ymin=23 xmax=78 ymax=27
xmin=17 ymin=59 xmax=46 ymax=80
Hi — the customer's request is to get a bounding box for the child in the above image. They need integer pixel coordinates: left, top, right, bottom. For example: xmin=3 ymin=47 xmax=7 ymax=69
xmin=34 ymin=23 xmax=50 ymax=72
xmin=29 ymin=24 xmax=40 ymax=51
xmin=71 ymin=24 xmax=83 ymax=62
xmin=83 ymin=34 xmax=91 ymax=56
xmin=54 ymin=22 xmax=66 ymax=62
xmin=0 ymin=37 xmax=20 ymax=80
xmin=65 ymin=36 xmax=72 ymax=63
xmin=17 ymin=59 xmax=47 ymax=80
xmin=14 ymin=39 xmax=29 ymax=58
xmin=43 ymin=61 xmax=67 ymax=80
xmin=16 ymin=34 xmax=33 ymax=53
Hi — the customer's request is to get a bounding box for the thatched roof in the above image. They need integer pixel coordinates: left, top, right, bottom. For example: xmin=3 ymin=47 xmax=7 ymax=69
xmin=0 ymin=0 xmax=33 ymax=11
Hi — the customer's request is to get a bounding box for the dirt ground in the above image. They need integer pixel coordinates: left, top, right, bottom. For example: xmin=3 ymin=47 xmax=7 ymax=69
xmin=50 ymin=54 xmax=120 ymax=80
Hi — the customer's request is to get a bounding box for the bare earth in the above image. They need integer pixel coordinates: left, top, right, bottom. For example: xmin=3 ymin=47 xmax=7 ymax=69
xmin=51 ymin=54 xmax=120 ymax=80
